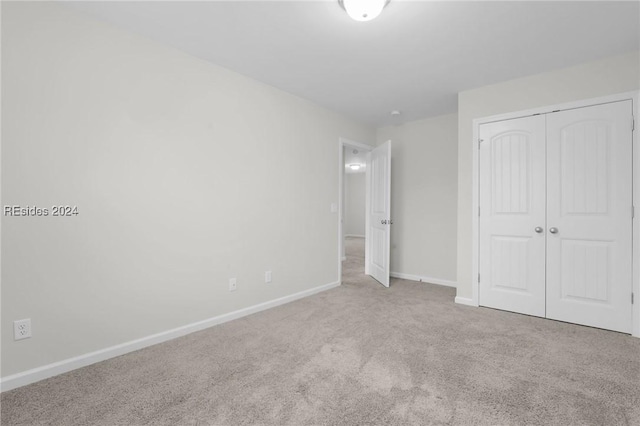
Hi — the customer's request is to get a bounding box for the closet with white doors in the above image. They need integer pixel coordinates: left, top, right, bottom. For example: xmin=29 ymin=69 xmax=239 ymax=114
xmin=478 ymin=100 xmax=633 ymax=333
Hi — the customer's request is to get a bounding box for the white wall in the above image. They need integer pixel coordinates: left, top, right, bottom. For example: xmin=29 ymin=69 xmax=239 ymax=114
xmin=456 ymin=51 xmax=640 ymax=300
xmin=1 ymin=2 xmax=373 ymax=378
xmin=344 ymin=172 xmax=365 ymax=237
xmin=376 ymin=113 xmax=458 ymax=283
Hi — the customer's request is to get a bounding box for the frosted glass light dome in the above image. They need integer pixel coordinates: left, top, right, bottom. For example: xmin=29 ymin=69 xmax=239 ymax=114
xmin=341 ymin=0 xmax=388 ymax=22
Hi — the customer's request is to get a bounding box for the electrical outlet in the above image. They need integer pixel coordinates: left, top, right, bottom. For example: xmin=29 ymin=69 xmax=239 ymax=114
xmin=14 ymin=319 xmax=32 ymax=341
xmin=265 ymin=271 xmax=272 ymax=283
xmin=229 ymin=278 xmax=237 ymax=292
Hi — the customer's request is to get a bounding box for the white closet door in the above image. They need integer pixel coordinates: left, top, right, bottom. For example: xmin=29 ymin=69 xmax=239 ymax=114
xmin=479 ymin=115 xmax=546 ymax=317
xmin=546 ymin=101 xmax=633 ymax=333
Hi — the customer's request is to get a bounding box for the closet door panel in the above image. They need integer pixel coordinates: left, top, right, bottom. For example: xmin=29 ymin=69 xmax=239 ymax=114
xmin=479 ymin=116 xmax=546 ymax=317
xmin=546 ymin=101 xmax=633 ymax=333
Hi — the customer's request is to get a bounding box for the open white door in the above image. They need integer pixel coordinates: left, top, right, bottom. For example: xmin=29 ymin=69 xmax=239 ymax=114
xmin=367 ymin=141 xmax=391 ymax=287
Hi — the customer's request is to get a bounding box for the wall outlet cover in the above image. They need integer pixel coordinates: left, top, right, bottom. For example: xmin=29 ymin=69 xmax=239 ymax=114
xmin=265 ymin=271 xmax=272 ymax=283
xmin=14 ymin=319 xmax=32 ymax=341
xmin=229 ymin=278 xmax=237 ymax=292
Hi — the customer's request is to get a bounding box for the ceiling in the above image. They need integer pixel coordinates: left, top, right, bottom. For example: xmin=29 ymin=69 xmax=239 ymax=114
xmin=68 ymin=1 xmax=639 ymax=127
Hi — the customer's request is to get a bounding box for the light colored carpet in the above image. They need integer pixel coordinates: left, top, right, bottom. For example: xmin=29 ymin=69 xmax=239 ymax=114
xmin=2 ymin=237 xmax=640 ymax=425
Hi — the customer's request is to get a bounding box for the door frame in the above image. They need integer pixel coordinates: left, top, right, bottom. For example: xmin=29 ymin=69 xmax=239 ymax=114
xmin=469 ymin=91 xmax=640 ymax=337
xmin=338 ymin=137 xmax=373 ymax=284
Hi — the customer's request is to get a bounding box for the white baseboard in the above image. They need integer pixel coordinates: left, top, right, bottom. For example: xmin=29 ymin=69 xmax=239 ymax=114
xmin=390 ymin=272 xmax=457 ymax=288
xmin=345 ymin=234 xmax=365 ymax=238
xmin=454 ymin=296 xmax=476 ymax=307
xmin=0 ymin=281 xmax=340 ymax=392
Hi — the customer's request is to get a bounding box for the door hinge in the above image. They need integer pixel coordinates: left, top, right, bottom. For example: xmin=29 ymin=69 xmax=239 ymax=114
xmin=478 ymin=273 xmax=481 ymax=283
xmin=478 ymin=206 xmax=481 ymax=217
xmin=633 ymin=205 xmax=635 ymax=219
xmin=633 ymin=116 xmax=635 ymax=131
xmin=632 ymin=292 xmax=634 ymax=305
xmin=478 ymin=138 xmax=483 ymax=149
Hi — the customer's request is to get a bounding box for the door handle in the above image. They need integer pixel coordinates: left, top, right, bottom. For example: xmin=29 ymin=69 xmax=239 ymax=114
xmin=549 ymin=227 xmax=558 ymax=234
xmin=534 ymin=227 xmax=543 ymax=233
xmin=380 ymin=220 xmax=393 ymax=225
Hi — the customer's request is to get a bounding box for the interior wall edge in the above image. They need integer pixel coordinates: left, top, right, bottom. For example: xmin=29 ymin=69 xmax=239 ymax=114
xmin=454 ymin=296 xmax=475 ymax=307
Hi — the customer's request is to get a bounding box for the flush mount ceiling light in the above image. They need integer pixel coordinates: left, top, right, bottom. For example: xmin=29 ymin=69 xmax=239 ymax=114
xmin=349 ymin=163 xmax=362 ymax=171
xmin=339 ymin=0 xmax=390 ymax=22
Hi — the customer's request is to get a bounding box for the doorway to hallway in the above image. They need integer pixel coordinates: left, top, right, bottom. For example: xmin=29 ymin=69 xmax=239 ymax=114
xmin=342 ymin=236 xmax=366 ymax=283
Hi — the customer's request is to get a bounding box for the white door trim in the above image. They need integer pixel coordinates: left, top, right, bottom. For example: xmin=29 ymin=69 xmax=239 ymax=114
xmin=338 ymin=137 xmax=372 ymax=284
xmin=469 ymin=91 xmax=640 ymax=337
